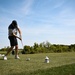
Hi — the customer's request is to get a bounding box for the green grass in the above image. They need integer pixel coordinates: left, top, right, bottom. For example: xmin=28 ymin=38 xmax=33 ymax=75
xmin=0 ymin=51 xmax=6 ymax=54
xmin=0 ymin=52 xmax=75 ymax=75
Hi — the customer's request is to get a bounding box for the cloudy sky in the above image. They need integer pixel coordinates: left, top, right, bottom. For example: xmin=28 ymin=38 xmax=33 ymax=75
xmin=0 ymin=0 xmax=75 ymax=48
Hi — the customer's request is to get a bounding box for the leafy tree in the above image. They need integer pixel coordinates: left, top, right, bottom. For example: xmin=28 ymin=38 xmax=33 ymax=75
xmin=0 ymin=46 xmax=10 ymax=51
xmin=22 ymin=45 xmax=31 ymax=54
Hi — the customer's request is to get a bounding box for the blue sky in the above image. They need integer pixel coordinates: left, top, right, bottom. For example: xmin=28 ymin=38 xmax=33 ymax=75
xmin=0 ymin=0 xmax=75 ymax=48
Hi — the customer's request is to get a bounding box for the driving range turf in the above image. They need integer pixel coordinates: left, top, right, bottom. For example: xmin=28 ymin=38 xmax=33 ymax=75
xmin=0 ymin=52 xmax=75 ymax=75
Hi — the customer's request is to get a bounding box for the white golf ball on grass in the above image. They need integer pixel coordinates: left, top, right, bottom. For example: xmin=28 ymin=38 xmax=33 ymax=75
xmin=26 ymin=58 xmax=30 ymax=61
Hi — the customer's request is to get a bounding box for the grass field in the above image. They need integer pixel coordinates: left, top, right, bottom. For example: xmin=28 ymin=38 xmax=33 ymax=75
xmin=0 ymin=52 xmax=75 ymax=75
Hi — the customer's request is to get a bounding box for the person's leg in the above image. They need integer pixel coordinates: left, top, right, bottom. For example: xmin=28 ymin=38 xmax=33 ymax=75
xmin=5 ymin=46 xmax=14 ymax=56
xmin=6 ymin=36 xmax=14 ymax=56
xmin=15 ymin=45 xmax=18 ymax=56
xmin=15 ymin=45 xmax=20 ymax=59
xmin=4 ymin=46 xmax=14 ymax=60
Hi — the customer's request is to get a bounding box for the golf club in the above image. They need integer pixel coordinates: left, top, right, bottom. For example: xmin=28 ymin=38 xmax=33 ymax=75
xmin=21 ymin=39 xmax=26 ymax=54
xmin=18 ymin=36 xmax=23 ymax=48
xmin=21 ymin=40 xmax=24 ymax=48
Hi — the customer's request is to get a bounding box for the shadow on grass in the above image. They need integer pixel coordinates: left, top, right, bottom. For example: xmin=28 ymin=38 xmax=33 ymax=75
xmin=9 ymin=63 xmax=75 ymax=75
xmin=0 ymin=59 xmax=3 ymax=60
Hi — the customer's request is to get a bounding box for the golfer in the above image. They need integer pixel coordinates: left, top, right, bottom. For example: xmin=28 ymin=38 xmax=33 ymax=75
xmin=4 ymin=20 xmax=22 ymax=60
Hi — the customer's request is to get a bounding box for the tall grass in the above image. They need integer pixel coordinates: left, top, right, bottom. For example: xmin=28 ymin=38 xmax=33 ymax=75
xmin=0 ymin=52 xmax=75 ymax=75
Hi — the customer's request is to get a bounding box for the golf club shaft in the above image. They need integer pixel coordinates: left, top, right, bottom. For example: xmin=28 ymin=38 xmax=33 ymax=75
xmin=21 ymin=40 xmax=25 ymax=53
xmin=21 ymin=40 xmax=23 ymax=48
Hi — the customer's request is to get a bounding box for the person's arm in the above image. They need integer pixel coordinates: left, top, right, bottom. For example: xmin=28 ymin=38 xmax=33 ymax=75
xmin=12 ymin=28 xmax=22 ymax=40
xmin=12 ymin=32 xmax=21 ymax=40
xmin=17 ymin=28 xmax=22 ymax=40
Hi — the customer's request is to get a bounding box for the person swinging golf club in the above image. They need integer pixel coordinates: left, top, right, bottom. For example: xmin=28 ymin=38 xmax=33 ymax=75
xmin=4 ymin=20 xmax=22 ymax=60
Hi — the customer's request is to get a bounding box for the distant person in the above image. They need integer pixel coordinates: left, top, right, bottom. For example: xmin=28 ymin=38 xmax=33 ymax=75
xmin=4 ymin=20 xmax=22 ymax=60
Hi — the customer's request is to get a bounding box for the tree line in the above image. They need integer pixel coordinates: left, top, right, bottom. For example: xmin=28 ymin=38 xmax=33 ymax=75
xmin=22 ymin=41 xmax=75 ymax=54
xmin=0 ymin=41 xmax=75 ymax=54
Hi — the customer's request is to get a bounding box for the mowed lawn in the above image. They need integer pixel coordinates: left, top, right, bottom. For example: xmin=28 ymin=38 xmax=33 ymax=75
xmin=0 ymin=52 xmax=75 ymax=75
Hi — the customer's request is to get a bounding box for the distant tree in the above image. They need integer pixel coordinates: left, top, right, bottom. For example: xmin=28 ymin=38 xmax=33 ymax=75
xmin=24 ymin=45 xmax=31 ymax=54
xmin=50 ymin=45 xmax=57 ymax=52
xmin=69 ymin=44 xmax=75 ymax=52
xmin=33 ymin=42 xmax=39 ymax=53
xmin=33 ymin=42 xmax=39 ymax=49
xmin=21 ymin=41 xmax=75 ymax=54
xmin=0 ymin=46 xmax=10 ymax=51
xmin=30 ymin=46 xmax=35 ymax=54
xmin=22 ymin=45 xmax=31 ymax=54
xmin=45 ymin=41 xmax=51 ymax=48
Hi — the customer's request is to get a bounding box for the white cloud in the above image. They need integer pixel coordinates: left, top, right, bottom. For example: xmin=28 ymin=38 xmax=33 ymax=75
xmin=20 ymin=0 xmax=34 ymax=15
xmin=53 ymin=0 xmax=65 ymax=9
xmin=0 ymin=0 xmax=34 ymax=18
